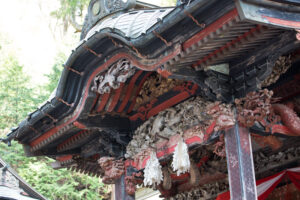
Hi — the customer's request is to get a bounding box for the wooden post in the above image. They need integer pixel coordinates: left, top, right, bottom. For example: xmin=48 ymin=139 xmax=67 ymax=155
xmin=114 ymin=175 xmax=135 ymax=200
xmin=225 ymin=123 xmax=257 ymax=200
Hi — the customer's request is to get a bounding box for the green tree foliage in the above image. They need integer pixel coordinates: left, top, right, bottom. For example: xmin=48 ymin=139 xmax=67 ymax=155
xmin=0 ymin=50 xmax=110 ymax=199
xmin=51 ymin=0 xmax=90 ymax=32
xmin=44 ymin=53 xmax=65 ymax=94
xmin=51 ymin=0 xmax=178 ymax=33
xmin=159 ymin=0 xmax=177 ymax=6
xmin=0 ymin=55 xmax=37 ymax=129
xmin=0 ymin=140 xmax=110 ymax=200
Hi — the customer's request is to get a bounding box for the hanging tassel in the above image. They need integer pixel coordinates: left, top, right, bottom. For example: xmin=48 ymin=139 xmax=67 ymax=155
xmin=143 ymin=151 xmax=163 ymax=186
xmin=172 ymin=136 xmax=190 ymax=176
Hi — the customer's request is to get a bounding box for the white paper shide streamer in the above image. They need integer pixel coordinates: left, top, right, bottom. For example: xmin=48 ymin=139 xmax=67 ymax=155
xmin=143 ymin=151 xmax=163 ymax=186
xmin=172 ymin=137 xmax=190 ymax=176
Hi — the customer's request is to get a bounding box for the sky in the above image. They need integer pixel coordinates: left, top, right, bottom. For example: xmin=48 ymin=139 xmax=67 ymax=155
xmin=0 ymin=0 xmax=79 ymax=84
xmin=0 ymin=0 xmax=174 ymax=84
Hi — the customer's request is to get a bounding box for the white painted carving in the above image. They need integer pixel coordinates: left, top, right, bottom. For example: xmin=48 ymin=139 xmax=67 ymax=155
xmin=92 ymin=59 xmax=135 ymax=94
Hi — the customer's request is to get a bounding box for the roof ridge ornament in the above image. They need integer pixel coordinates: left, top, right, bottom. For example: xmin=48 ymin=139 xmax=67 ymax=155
xmin=81 ymin=0 xmax=136 ymax=39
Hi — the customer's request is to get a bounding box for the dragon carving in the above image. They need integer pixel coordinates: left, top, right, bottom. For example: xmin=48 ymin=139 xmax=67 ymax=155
xmin=206 ymin=102 xmax=235 ymax=132
xmin=235 ymin=89 xmax=300 ymax=136
xmin=91 ymin=59 xmax=135 ymax=94
xmin=98 ymin=157 xmax=125 ymax=184
xmin=272 ymin=104 xmax=300 ymax=136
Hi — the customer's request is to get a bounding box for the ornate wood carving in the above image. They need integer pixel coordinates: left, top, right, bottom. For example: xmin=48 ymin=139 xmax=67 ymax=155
xmin=98 ymin=157 xmax=125 ymax=184
xmin=91 ymin=59 xmax=135 ymax=94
